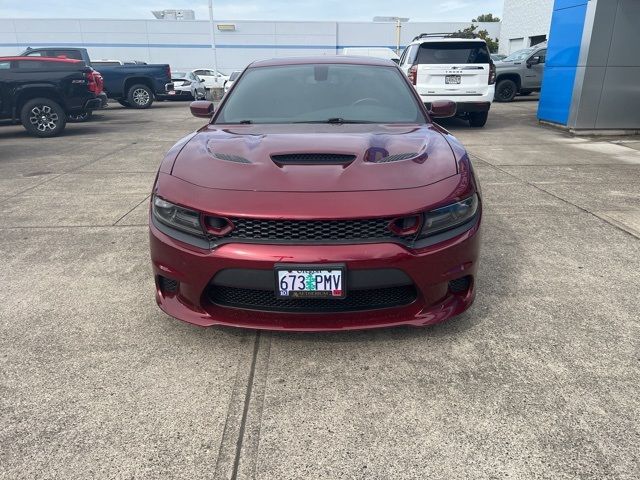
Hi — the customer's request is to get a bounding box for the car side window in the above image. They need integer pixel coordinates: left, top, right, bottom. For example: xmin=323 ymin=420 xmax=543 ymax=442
xmin=193 ymin=70 xmax=205 ymax=75
xmin=406 ymin=45 xmax=419 ymax=65
xmin=399 ymin=48 xmax=408 ymax=65
xmin=530 ymin=49 xmax=546 ymax=64
xmin=0 ymin=61 xmax=10 ymax=70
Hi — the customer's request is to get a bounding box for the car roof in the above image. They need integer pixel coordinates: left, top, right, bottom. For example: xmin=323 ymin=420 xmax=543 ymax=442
xmin=249 ymin=56 xmax=396 ymax=68
xmin=0 ymin=56 xmax=83 ymax=63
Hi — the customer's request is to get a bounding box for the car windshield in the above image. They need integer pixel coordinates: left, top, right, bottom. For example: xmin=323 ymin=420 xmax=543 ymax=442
xmin=417 ymin=41 xmax=491 ymax=64
xmin=503 ymin=48 xmax=535 ymax=62
xmin=214 ymin=63 xmax=425 ymax=124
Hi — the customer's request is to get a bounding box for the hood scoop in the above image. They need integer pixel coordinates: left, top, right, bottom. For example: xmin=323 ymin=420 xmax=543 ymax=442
xmin=271 ymin=153 xmax=356 ymax=166
xmin=212 ymin=152 xmax=252 ymax=164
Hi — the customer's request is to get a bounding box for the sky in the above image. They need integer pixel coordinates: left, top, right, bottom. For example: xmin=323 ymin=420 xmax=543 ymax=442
xmin=0 ymin=0 xmax=503 ymax=22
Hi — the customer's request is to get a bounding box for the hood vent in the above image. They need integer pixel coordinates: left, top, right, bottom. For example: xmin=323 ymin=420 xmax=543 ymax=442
xmin=370 ymin=152 xmax=419 ymax=163
xmin=212 ymin=152 xmax=252 ymax=164
xmin=271 ymin=153 xmax=356 ymax=165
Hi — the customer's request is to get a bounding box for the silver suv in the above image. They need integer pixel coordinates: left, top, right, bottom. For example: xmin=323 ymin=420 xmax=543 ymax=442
xmin=494 ymin=43 xmax=547 ymax=102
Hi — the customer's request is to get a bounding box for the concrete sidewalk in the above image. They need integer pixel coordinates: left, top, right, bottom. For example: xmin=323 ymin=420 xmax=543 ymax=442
xmin=1 ymin=100 xmax=638 ymax=479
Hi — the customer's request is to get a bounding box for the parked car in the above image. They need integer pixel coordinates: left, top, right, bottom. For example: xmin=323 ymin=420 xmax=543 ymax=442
xmin=0 ymin=56 xmax=102 ymax=137
xmin=19 ymin=47 xmax=173 ymax=109
xmin=161 ymin=71 xmax=206 ymax=100
xmin=149 ymin=56 xmax=481 ymax=331
xmin=398 ymin=33 xmax=496 ymax=127
xmin=342 ymin=47 xmax=400 ymax=63
xmin=491 ymin=53 xmax=506 ymax=62
xmin=192 ymin=68 xmax=229 ymax=89
xmin=494 ymin=43 xmax=547 ymax=102
xmin=223 ymin=70 xmax=241 ymax=93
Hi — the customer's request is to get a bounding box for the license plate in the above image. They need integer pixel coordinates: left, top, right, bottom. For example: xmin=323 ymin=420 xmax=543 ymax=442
xmin=445 ymin=75 xmax=461 ymax=84
xmin=275 ymin=264 xmax=345 ymax=299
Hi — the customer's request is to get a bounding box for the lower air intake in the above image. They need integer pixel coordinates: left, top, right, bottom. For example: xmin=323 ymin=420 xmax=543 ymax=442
xmin=207 ymin=285 xmax=417 ymax=313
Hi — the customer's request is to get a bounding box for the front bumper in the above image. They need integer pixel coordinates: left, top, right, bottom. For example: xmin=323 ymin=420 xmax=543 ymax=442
xmin=149 ymin=215 xmax=481 ymax=331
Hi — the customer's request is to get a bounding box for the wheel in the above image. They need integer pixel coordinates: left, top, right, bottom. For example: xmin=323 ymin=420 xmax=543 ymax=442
xmin=67 ymin=110 xmax=93 ymax=122
xmin=495 ymin=79 xmax=517 ymax=102
xmin=126 ymin=84 xmax=154 ymax=109
xmin=20 ymin=97 xmax=66 ymax=137
xmin=118 ymin=99 xmax=131 ymax=107
xmin=468 ymin=111 xmax=489 ymax=128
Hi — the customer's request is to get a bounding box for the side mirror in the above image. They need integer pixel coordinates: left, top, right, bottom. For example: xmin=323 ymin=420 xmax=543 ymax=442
xmin=428 ymin=100 xmax=456 ymax=119
xmin=527 ymin=57 xmax=540 ymax=68
xmin=190 ymin=100 xmax=214 ymax=118
xmin=391 ymin=58 xmax=400 ymax=64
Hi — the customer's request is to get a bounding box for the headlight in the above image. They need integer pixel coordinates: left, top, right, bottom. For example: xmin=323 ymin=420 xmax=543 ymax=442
xmin=152 ymin=196 xmax=204 ymax=236
xmin=420 ymin=194 xmax=479 ymax=238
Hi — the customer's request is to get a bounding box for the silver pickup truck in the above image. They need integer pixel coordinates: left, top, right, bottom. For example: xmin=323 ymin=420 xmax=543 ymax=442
xmin=494 ymin=43 xmax=547 ymax=102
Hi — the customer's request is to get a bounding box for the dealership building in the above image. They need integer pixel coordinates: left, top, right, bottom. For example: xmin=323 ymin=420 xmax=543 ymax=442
xmin=499 ymin=0 xmax=554 ymax=54
xmin=0 ymin=18 xmax=500 ymax=72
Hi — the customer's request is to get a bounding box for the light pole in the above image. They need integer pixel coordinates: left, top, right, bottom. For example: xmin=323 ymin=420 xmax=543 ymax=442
xmin=373 ymin=16 xmax=410 ymax=55
xmin=208 ymin=0 xmax=219 ymax=85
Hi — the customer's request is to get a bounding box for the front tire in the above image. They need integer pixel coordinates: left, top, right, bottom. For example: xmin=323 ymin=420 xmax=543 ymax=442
xmin=20 ymin=98 xmax=66 ymax=137
xmin=495 ymin=79 xmax=518 ymax=102
xmin=468 ymin=111 xmax=489 ymax=128
xmin=126 ymin=84 xmax=154 ymax=109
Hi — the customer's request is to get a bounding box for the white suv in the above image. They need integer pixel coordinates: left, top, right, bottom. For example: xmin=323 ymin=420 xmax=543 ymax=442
xmin=399 ymin=34 xmax=496 ymax=127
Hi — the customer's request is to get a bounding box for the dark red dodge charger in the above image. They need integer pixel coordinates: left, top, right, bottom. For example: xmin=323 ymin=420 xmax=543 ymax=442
xmin=149 ymin=56 xmax=481 ymax=331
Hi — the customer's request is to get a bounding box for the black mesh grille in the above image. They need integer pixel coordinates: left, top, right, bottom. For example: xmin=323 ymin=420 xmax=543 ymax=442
xmin=216 ymin=218 xmax=402 ymax=242
xmin=271 ymin=153 xmax=356 ymax=165
xmin=207 ymin=285 xmax=417 ymax=312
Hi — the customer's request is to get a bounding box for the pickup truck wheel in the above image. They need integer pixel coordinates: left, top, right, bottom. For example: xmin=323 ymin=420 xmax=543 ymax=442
xmin=495 ymin=79 xmax=517 ymax=102
xmin=468 ymin=111 xmax=489 ymax=128
xmin=127 ymin=84 xmax=154 ymax=109
xmin=67 ymin=111 xmax=92 ymax=122
xmin=20 ymin=98 xmax=67 ymax=138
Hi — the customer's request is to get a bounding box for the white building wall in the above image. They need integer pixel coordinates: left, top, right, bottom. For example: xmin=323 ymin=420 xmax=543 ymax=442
xmin=0 ymin=18 xmax=500 ymax=73
xmin=499 ymin=0 xmax=554 ymax=54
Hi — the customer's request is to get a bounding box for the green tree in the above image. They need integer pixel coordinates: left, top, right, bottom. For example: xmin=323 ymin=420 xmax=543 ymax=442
xmin=448 ymin=24 xmax=499 ymax=53
xmin=472 ymin=13 xmax=501 ymax=22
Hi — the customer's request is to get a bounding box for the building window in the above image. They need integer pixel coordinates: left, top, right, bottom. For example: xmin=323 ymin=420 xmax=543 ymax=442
xmin=529 ymin=35 xmax=547 ymax=46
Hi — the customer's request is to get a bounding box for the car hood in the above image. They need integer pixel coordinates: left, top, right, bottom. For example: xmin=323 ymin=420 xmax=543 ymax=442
xmin=171 ymin=123 xmax=458 ymax=192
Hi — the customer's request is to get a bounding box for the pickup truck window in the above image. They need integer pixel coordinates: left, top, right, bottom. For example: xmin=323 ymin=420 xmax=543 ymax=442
xmin=0 ymin=61 xmax=9 ymax=70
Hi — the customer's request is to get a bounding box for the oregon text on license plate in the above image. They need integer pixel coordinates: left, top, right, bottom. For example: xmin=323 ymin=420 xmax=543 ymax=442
xmin=445 ymin=75 xmax=461 ymax=84
xmin=276 ymin=267 xmax=344 ymax=299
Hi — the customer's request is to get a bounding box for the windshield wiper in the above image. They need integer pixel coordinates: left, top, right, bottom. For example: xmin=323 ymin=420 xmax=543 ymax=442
xmin=292 ymin=118 xmax=376 ymax=124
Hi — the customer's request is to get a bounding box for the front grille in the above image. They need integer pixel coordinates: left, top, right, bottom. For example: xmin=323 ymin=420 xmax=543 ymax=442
xmin=216 ymin=218 xmax=403 ymax=243
xmin=207 ymin=285 xmax=417 ymax=313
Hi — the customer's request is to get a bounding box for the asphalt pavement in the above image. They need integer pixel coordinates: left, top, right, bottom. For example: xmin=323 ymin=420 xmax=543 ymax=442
xmin=1 ymin=97 xmax=639 ymax=479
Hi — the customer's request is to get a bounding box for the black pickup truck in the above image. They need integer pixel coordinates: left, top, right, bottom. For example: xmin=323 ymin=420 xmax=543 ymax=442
xmin=20 ymin=47 xmax=173 ymax=109
xmin=0 ymin=56 xmax=102 ymax=137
